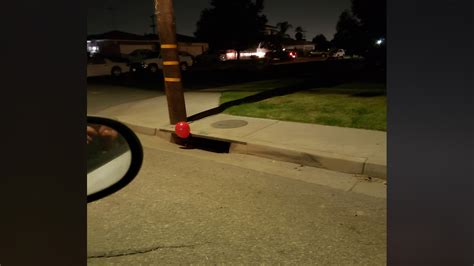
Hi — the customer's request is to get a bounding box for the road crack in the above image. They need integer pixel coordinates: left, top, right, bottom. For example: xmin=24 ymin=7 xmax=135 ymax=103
xmin=88 ymin=243 xmax=204 ymax=259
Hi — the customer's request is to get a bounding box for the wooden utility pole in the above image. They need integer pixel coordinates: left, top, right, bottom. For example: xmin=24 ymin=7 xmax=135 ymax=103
xmin=154 ymin=0 xmax=187 ymax=125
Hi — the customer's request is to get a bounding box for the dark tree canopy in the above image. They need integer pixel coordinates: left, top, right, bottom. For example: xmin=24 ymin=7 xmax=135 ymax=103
xmin=194 ymin=0 xmax=268 ymax=51
xmin=295 ymin=32 xmax=303 ymax=41
xmin=332 ymin=0 xmax=386 ymax=57
xmin=352 ymin=0 xmax=386 ymax=39
xmin=332 ymin=10 xmax=365 ymax=54
xmin=295 ymin=26 xmax=305 ymax=41
xmin=276 ymin=21 xmax=293 ymax=38
xmin=351 ymin=0 xmax=386 ymax=65
xmin=312 ymin=34 xmax=330 ymax=50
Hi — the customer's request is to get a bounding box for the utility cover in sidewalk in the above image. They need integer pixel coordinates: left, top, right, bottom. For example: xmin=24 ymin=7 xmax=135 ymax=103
xmin=211 ymin=120 xmax=248 ymax=129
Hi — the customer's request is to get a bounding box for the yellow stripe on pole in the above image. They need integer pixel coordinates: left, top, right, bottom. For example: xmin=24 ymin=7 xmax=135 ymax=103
xmin=165 ymin=77 xmax=181 ymax=82
xmin=163 ymin=61 xmax=179 ymax=66
xmin=161 ymin=44 xmax=178 ymax=49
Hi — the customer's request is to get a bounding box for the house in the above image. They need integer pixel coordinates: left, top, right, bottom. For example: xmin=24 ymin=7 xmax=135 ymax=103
xmin=87 ymin=30 xmax=209 ymax=57
xmin=281 ymin=38 xmax=315 ymax=53
xmin=261 ymin=25 xmax=315 ymax=54
xmin=263 ymin=25 xmax=279 ymax=36
xmin=87 ymin=31 xmax=158 ymax=56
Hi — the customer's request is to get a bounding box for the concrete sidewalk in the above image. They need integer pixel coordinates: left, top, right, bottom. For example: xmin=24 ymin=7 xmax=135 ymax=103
xmin=96 ymin=94 xmax=387 ymax=179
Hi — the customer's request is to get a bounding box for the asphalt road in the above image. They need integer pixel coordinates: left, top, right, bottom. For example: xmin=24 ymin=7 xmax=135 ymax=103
xmin=87 ymin=134 xmax=386 ymax=265
xmin=87 ymin=61 xmax=386 ymax=264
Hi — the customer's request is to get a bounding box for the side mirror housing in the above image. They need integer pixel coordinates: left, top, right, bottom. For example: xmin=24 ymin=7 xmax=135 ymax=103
xmin=87 ymin=116 xmax=143 ymax=203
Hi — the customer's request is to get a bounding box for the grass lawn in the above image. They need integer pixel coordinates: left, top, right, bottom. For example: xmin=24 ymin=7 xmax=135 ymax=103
xmin=220 ymin=82 xmax=386 ymax=131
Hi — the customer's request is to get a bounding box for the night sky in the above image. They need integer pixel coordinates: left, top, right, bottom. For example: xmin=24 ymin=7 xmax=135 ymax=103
xmin=87 ymin=0 xmax=351 ymax=41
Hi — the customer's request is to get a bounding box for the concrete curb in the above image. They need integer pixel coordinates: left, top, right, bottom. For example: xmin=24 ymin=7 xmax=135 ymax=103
xmin=235 ymin=142 xmax=386 ymax=179
xmin=112 ymin=117 xmax=386 ymax=179
xmin=229 ymin=142 xmax=368 ymax=176
xmin=364 ymin=161 xmax=387 ymax=180
xmin=158 ymin=127 xmax=387 ymax=179
xmin=123 ymin=122 xmax=157 ymax=136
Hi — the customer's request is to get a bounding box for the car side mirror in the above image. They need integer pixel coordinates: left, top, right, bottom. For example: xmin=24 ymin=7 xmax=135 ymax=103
xmin=87 ymin=116 xmax=143 ymax=203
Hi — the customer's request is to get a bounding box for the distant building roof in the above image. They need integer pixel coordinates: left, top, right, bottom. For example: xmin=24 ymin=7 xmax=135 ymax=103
xmin=87 ymin=30 xmax=206 ymax=43
xmin=87 ymin=31 xmax=149 ymax=41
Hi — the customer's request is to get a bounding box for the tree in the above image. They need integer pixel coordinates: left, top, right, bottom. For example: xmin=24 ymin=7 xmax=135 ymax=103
xmin=312 ymin=34 xmax=330 ymax=51
xmin=332 ymin=0 xmax=386 ymax=59
xmin=194 ymin=0 xmax=268 ymax=55
xmin=332 ymin=10 xmax=366 ymax=55
xmin=351 ymin=0 xmax=386 ymax=65
xmin=276 ymin=21 xmax=292 ymax=38
xmin=351 ymin=0 xmax=386 ymax=40
xmin=295 ymin=26 xmax=305 ymax=41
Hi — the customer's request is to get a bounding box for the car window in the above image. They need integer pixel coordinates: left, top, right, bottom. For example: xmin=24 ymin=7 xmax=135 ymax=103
xmin=130 ymin=49 xmax=148 ymax=57
xmin=144 ymin=52 xmax=159 ymax=59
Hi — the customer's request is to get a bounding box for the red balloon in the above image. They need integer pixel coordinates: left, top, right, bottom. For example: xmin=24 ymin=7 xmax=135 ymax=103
xmin=175 ymin=122 xmax=191 ymax=139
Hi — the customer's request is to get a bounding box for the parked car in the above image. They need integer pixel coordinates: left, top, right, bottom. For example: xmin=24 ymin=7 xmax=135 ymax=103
xmin=178 ymin=51 xmax=196 ymax=62
xmin=87 ymin=55 xmax=129 ymax=78
xmin=265 ymin=48 xmax=297 ymax=61
xmin=329 ymin=49 xmax=345 ymax=59
xmin=309 ymin=50 xmax=329 ymax=58
xmin=129 ymin=61 xmax=148 ymax=75
xmin=194 ymin=50 xmax=226 ymax=65
xmin=128 ymin=49 xmax=194 ymax=73
xmin=126 ymin=49 xmax=159 ymax=62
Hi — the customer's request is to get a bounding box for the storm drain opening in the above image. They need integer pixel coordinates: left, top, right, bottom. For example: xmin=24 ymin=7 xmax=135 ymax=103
xmin=171 ymin=134 xmax=231 ymax=153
